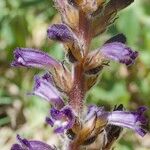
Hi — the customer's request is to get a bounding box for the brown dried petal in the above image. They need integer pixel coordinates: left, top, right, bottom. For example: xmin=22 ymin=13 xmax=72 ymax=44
xmin=69 ymin=0 xmax=105 ymax=15
xmin=69 ymin=0 xmax=84 ymax=6
xmin=82 ymin=114 xmax=108 ymax=146
xmin=51 ymin=63 xmax=73 ymax=93
xmin=82 ymin=135 xmax=97 ymax=145
xmin=80 ymin=0 xmax=98 ymax=14
xmin=84 ymin=49 xmax=109 ymax=73
xmin=66 ymin=50 xmax=78 ymax=63
xmin=91 ymin=12 xmax=116 ymax=37
xmin=77 ymin=113 xmax=97 ymax=145
xmin=96 ymin=0 xmax=105 ymax=6
xmin=108 ymin=0 xmax=134 ymax=11
xmin=64 ymin=42 xmax=84 ymax=62
xmin=54 ymin=0 xmax=79 ymax=30
xmin=91 ymin=0 xmax=134 ymax=37
xmin=84 ymin=75 xmax=99 ymax=91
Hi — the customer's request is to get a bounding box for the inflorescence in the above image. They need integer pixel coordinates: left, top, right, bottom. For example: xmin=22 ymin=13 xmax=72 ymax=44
xmin=11 ymin=0 xmax=147 ymax=150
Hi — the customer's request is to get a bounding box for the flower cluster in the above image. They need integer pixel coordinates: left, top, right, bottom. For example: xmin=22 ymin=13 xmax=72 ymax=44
xmin=11 ymin=0 xmax=147 ymax=150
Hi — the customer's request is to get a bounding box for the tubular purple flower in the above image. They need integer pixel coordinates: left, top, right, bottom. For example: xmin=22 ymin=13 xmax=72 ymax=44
xmin=32 ymin=74 xmax=64 ymax=109
xmin=107 ymin=106 xmax=147 ymax=137
xmin=104 ymin=105 xmax=124 ymax=149
xmin=47 ymin=24 xmax=76 ymax=42
xmin=46 ymin=106 xmax=75 ymax=133
xmin=11 ymin=48 xmax=60 ymax=69
xmin=100 ymin=42 xmax=138 ymax=66
xmin=11 ymin=135 xmax=56 ymax=150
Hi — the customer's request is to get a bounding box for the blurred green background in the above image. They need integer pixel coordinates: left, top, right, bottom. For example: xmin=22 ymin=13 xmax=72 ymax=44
xmin=0 ymin=0 xmax=150 ymax=149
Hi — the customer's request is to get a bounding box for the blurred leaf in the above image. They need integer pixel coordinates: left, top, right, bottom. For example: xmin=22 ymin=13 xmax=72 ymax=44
xmin=89 ymin=82 xmax=130 ymax=106
xmin=0 ymin=97 xmax=12 ymax=105
xmin=0 ymin=117 xmax=10 ymax=126
xmin=117 ymin=7 xmax=140 ymax=45
xmin=20 ymin=0 xmax=50 ymax=8
xmin=140 ymin=52 xmax=150 ymax=67
xmin=49 ymin=43 xmax=64 ymax=60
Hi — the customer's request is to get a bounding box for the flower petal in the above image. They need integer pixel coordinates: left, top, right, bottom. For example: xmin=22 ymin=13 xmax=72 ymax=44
xmin=85 ymin=105 xmax=104 ymax=122
xmin=100 ymin=42 xmax=138 ymax=66
xmin=104 ymin=105 xmax=124 ymax=149
xmin=11 ymin=135 xmax=56 ymax=150
xmin=47 ymin=24 xmax=76 ymax=42
xmin=32 ymin=74 xmax=64 ymax=109
xmin=11 ymin=48 xmax=60 ymax=68
xmin=46 ymin=106 xmax=75 ymax=133
xmin=107 ymin=107 xmax=147 ymax=137
xmin=11 ymin=144 xmax=23 ymax=150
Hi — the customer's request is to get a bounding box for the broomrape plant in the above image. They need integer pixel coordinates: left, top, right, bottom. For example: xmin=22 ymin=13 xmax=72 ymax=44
xmin=11 ymin=0 xmax=148 ymax=150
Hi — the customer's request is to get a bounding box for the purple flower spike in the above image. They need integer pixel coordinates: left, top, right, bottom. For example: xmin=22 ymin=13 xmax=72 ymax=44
xmin=47 ymin=24 xmax=75 ymax=42
xmin=46 ymin=106 xmax=75 ymax=133
xmin=11 ymin=135 xmax=56 ymax=150
xmin=11 ymin=48 xmax=60 ymax=69
xmin=107 ymin=106 xmax=147 ymax=137
xmin=32 ymin=74 xmax=64 ymax=109
xmin=100 ymin=42 xmax=138 ymax=66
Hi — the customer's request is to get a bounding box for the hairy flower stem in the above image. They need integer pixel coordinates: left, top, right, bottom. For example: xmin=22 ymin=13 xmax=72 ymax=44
xmin=69 ymin=10 xmax=91 ymax=115
xmin=69 ymin=63 xmax=85 ymax=114
xmin=68 ymin=10 xmax=92 ymax=150
xmin=67 ymin=140 xmax=81 ymax=150
xmin=79 ymin=10 xmax=91 ymax=52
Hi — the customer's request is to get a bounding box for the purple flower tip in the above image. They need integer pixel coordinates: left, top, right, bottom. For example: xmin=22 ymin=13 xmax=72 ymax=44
xmin=101 ymin=42 xmax=138 ymax=66
xmin=11 ymin=48 xmax=59 ymax=69
xmin=107 ymin=107 xmax=147 ymax=137
xmin=11 ymin=135 xmax=55 ymax=150
xmin=11 ymin=144 xmax=22 ymax=150
xmin=47 ymin=24 xmax=75 ymax=42
xmin=46 ymin=107 xmax=75 ymax=133
xmin=135 ymin=106 xmax=147 ymax=125
xmin=31 ymin=74 xmax=64 ymax=109
xmin=137 ymin=106 xmax=147 ymax=113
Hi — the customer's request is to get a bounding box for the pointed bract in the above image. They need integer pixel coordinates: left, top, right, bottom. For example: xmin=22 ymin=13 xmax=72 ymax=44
xmin=107 ymin=106 xmax=147 ymax=137
xmin=100 ymin=42 xmax=138 ymax=66
xmin=54 ymin=0 xmax=79 ymax=29
xmin=91 ymin=0 xmax=134 ymax=37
